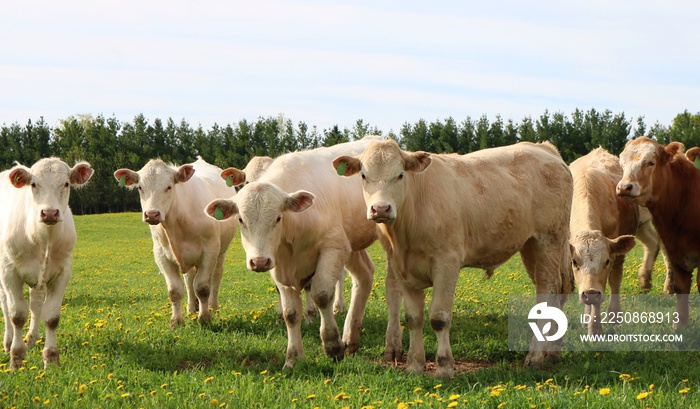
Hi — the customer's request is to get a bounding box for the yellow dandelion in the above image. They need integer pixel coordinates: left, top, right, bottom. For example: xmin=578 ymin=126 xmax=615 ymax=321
xmin=447 ymin=402 xmax=458 ymax=408
xmin=44 ymin=399 xmax=50 ymax=405
xmin=33 ymin=397 xmax=41 ymax=402
xmin=599 ymin=388 xmax=611 ymax=395
xmin=680 ymin=387 xmax=691 ymax=394
xmin=515 ymin=385 xmax=527 ymax=390
xmin=413 ymin=387 xmax=422 ymax=393
xmin=497 ymin=403 xmax=507 ymax=409
xmin=307 ymin=394 xmax=316 ymax=399
xmin=649 ymin=384 xmax=655 ymax=390
xmin=120 ymin=393 xmax=131 ymax=398
xmin=434 ymin=384 xmax=443 ymax=389
xmin=260 ymin=370 xmax=268 ymax=375
xmin=204 ymin=376 xmax=215 ymax=383
xmin=291 ymin=398 xmax=298 ymax=403
xmin=449 ymin=394 xmax=460 ymax=400
xmin=490 ymin=390 xmax=501 ymax=397
xmin=324 ymin=379 xmax=332 ymax=385
xmin=637 ymin=391 xmax=651 ymax=400
xmin=211 ymin=398 xmax=219 ymax=406
xmin=683 ymin=379 xmax=689 ymax=383
xmin=161 ymin=383 xmax=168 ymax=389
xmin=398 ymin=403 xmax=408 ymax=409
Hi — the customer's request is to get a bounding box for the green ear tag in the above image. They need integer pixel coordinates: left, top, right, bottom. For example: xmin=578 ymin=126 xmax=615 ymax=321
xmin=119 ymin=174 xmax=126 ymax=186
xmin=694 ymin=156 xmax=700 ymax=169
xmin=214 ymin=206 xmax=224 ymax=221
xmin=336 ymin=161 xmax=346 ymax=176
xmin=226 ymin=175 xmax=233 ymax=187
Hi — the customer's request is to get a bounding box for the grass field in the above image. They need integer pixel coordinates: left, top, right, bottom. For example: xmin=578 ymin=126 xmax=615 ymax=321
xmin=1 ymin=212 xmax=699 ymax=408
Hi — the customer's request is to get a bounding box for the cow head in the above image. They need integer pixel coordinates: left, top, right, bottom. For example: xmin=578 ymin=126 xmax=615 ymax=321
xmin=9 ymin=158 xmax=93 ymax=225
xmin=333 ymin=139 xmax=431 ymax=223
xmin=204 ymin=182 xmax=314 ymax=272
xmin=114 ymin=160 xmax=194 ymax=225
xmin=617 ymin=137 xmax=683 ymax=205
xmin=570 ymin=231 xmax=635 ymax=305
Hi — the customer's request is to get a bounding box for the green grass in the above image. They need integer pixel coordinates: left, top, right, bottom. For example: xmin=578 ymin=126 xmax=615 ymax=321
xmin=1 ymin=212 xmax=699 ymax=408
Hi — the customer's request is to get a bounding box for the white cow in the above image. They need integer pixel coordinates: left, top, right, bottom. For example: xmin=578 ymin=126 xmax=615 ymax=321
xmin=222 ymin=156 xmax=347 ymax=319
xmin=114 ymin=157 xmax=237 ymax=328
xmin=334 ymin=139 xmax=573 ymax=377
xmin=0 ymin=158 xmax=93 ymax=370
xmin=205 ymin=138 xmax=380 ymax=369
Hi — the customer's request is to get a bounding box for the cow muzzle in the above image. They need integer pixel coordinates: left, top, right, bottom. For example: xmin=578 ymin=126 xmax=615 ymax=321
xmin=369 ymin=203 xmax=393 ymax=223
xmin=616 ymin=182 xmax=638 ymax=198
xmin=40 ymin=208 xmax=60 ymax=225
xmin=249 ymin=257 xmax=273 ymax=272
xmin=144 ymin=210 xmax=162 ymax=225
xmin=580 ymin=289 xmax=603 ymax=305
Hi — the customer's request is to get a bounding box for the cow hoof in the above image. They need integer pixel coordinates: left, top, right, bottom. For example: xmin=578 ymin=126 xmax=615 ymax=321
xmin=26 ymin=333 xmax=37 ymax=349
xmin=435 ymin=365 xmax=455 ymax=379
xmin=384 ymin=347 xmax=403 ymax=362
xmin=333 ymin=301 xmax=346 ymax=315
xmin=344 ymin=339 xmax=360 ymax=355
xmin=325 ymin=342 xmax=345 ymax=362
xmin=406 ymin=361 xmax=425 ymax=375
xmin=170 ymin=316 xmax=185 ymax=329
xmin=524 ymin=351 xmax=545 ymax=368
xmin=43 ymin=346 xmax=60 ymax=368
xmin=10 ymin=345 xmax=27 ymax=371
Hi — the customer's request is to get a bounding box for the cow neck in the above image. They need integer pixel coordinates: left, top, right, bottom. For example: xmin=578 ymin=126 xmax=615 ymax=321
xmin=156 ymin=212 xmax=187 ymax=268
xmin=649 ymin=157 xmax=700 ymax=232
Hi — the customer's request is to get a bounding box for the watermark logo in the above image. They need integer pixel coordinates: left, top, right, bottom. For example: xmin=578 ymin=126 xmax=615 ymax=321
xmin=528 ymin=302 xmax=568 ymax=341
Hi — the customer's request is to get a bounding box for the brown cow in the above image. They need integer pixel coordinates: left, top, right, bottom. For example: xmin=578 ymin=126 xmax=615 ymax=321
xmin=334 ymin=139 xmax=573 ymax=377
xmin=617 ymin=137 xmax=700 ymax=328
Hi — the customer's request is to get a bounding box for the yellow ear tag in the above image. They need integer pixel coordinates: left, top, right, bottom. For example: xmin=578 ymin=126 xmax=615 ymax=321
xmin=13 ymin=174 xmax=20 ymax=185
xmin=695 ymin=156 xmax=700 ymax=169
xmin=119 ymin=174 xmax=126 ymax=186
xmin=214 ymin=206 xmax=224 ymax=220
xmin=226 ymin=175 xmax=233 ymax=187
xmin=336 ymin=161 xmax=346 ymax=176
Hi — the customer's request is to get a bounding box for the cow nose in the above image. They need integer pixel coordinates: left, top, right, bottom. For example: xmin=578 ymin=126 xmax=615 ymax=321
xmin=617 ymin=182 xmax=633 ymax=195
xmin=40 ymin=209 xmax=60 ymax=224
xmin=249 ymin=257 xmax=272 ymax=272
xmin=370 ymin=204 xmax=391 ymax=218
xmin=144 ymin=210 xmax=161 ymax=225
xmin=581 ymin=289 xmax=603 ymax=305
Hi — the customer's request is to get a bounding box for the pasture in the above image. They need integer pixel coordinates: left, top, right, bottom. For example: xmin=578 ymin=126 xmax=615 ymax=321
xmin=1 ymin=212 xmax=699 ymax=408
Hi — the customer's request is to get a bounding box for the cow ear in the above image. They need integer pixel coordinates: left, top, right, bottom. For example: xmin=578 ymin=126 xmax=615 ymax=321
xmin=403 ymin=151 xmax=431 ymax=173
xmin=221 ymin=167 xmax=246 ymax=186
xmin=332 ymin=156 xmax=361 ymax=177
xmin=175 ymin=164 xmax=195 ymax=183
xmin=284 ymin=190 xmax=315 ymax=212
xmin=686 ymin=147 xmax=700 ymax=165
xmin=71 ymin=162 xmax=93 ymax=186
xmin=662 ymin=141 xmax=684 ymax=164
xmin=609 ymin=235 xmax=636 ymax=255
xmin=114 ymin=169 xmax=139 ymax=187
xmin=205 ymin=199 xmax=238 ymax=221
xmin=9 ymin=167 xmax=31 ymax=188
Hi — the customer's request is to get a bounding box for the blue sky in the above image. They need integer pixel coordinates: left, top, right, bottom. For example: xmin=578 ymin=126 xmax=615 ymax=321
xmin=2 ymin=0 xmax=698 ymax=134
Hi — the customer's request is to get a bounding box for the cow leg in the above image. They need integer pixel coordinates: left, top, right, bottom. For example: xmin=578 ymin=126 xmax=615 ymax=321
xmin=341 ymin=250 xmax=374 ymax=355
xmin=42 ymin=270 xmax=70 ymax=368
xmin=429 ymin=265 xmax=459 ymax=379
xmin=193 ymin=256 xmax=215 ymax=325
xmin=26 ymin=286 xmax=46 ymax=349
xmin=184 ymin=268 xmax=198 ymax=315
xmin=310 ymin=249 xmax=348 ymax=361
xmin=334 ymin=269 xmax=347 ymax=314
xmin=3 ymin=275 xmax=28 ymax=371
xmin=634 ymin=220 xmax=659 ymax=292
xmin=155 ymin=249 xmax=186 ymax=329
xmin=384 ymin=257 xmax=403 ymax=361
xmin=673 ymin=266 xmax=692 ymax=329
xmin=303 ymin=285 xmax=318 ymax=322
xmin=0 ymin=284 xmax=12 ymax=353
xmin=661 ymin=247 xmax=674 ymax=295
xmin=521 ymin=237 xmax=566 ymax=367
xmin=210 ymin=251 xmax=226 ymax=312
xmin=607 ymin=255 xmax=625 ymax=317
xmin=403 ymin=285 xmax=426 ymax=375
xmin=279 ymin=283 xmax=304 ymax=369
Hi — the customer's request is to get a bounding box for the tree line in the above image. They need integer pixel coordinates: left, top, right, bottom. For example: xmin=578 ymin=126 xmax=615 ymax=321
xmin=1 ymin=109 xmax=699 ymax=215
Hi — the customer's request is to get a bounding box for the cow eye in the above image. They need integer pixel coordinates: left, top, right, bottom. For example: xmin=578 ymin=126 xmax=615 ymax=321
xmin=166 ymin=185 xmax=172 ymax=191
xmin=137 ymin=186 xmax=142 ymax=191
xmin=572 ymin=259 xmax=578 ymax=268
xmin=360 ymin=173 xmax=366 ymax=180
xmin=238 ymin=217 xmax=244 ymax=225
xmin=605 ymin=259 xmax=611 ymax=267
xmin=398 ymin=172 xmax=404 ymax=180
xmin=647 ymin=161 xmax=655 ymax=167
xmin=275 ymin=215 xmax=282 ymax=224
xmin=30 ymin=182 xmax=36 ymax=188
xmin=64 ymin=182 xmax=70 ymax=187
